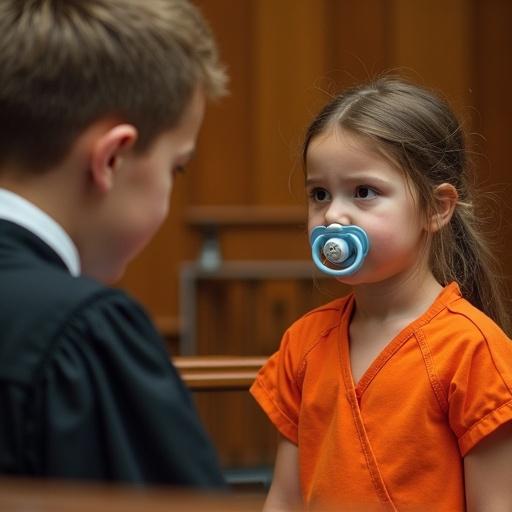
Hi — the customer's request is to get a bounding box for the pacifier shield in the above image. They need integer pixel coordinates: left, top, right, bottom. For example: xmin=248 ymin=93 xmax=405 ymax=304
xmin=310 ymin=223 xmax=369 ymax=277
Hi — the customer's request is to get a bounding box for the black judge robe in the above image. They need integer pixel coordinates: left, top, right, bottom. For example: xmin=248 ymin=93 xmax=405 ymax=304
xmin=0 ymin=219 xmax=224 ymax=486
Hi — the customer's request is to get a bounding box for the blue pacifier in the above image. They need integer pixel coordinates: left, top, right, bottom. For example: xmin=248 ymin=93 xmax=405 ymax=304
xmin=310 ymin=223 xmax=370 ymax=277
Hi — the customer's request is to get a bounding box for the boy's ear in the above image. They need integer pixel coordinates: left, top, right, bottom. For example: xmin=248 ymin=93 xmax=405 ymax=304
xmin=90 ymin=124 xmax=138 ymax=193
xmin=428 ymin=183 xmax=459 ymax=233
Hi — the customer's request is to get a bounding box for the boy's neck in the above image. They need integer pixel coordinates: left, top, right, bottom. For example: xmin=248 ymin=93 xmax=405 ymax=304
xmin=351 ymin=265 xmax=443 ymax=324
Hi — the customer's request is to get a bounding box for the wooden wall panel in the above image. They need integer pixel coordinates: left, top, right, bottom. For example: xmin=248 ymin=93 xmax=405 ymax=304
xmin=472 ymin=0 xmax=512 ymax=296
xmin=194 ymin=390 xmax=277 ymax=469
xmin=191 ymin=0 xmax=255 ymax=206
xmin=388 ymin=0 xmax=473 ymax=110
xmin=195 ymin=277 xmax=345 ymax=357
xmin=250 ymin=0 xmax=330 ymax=205
xmin=115 ymin=0 xmax=512 ymax=470
xmin=327 ymin=0 xmax=389 ymax=86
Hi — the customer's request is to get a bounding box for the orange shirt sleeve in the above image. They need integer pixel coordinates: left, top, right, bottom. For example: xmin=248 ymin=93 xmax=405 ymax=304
xmin=250 ymin=328 xmax=303 ymax=445
xmin=441 ymin=308 xmax=512 ymax=456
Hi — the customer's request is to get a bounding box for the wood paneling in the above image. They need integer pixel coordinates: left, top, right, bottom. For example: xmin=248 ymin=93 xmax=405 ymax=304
xmin=472 ymin=0 xmax=512 ymax=296
xmin=389 ymin=0 xmax=473 ymax=109
xmin=191 ymin=0 xmax=255 ymax=206
xmin=327 ymin=0 xmax=389 ymax=86
xmin=250 ymin=0 xmax=329 ymax=205
xmin=115 ymin=0 xmax=512 ymax=472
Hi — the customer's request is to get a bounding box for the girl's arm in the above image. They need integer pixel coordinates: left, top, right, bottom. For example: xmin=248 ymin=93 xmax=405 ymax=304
xmin=464 ymin=421 xmax=512 ymax=511
xmin=263 ymin=435 xmax=303 ymax=512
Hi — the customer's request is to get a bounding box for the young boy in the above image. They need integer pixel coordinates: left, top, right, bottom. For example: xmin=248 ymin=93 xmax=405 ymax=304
xmin=0 ymin=0 xmax=227 ymax=486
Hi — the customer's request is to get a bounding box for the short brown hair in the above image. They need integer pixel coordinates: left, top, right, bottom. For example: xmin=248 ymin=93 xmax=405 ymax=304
xmin=0 ymin=0 xmax=227 ymax=171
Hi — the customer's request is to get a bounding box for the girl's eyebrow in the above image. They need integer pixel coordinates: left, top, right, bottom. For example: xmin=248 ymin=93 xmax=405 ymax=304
xmin=306 ymin=173 xmax=392 ymax=188
xmin=305 ymin=177 xmax=323 ymax=187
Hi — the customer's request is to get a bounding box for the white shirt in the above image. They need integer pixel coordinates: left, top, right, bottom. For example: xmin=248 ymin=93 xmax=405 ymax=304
xmin=0 ymin=188 xmax=81 ymax=276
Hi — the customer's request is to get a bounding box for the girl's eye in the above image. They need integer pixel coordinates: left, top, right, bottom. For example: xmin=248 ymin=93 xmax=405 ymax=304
xmin=354 ymin=186 xmax=377 ymax=199
xmin=309 ymin=187 xmax=331 ymax=203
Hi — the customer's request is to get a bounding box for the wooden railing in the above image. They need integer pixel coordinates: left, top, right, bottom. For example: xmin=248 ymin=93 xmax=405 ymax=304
xmin=174 ymin=355 xmax=266 ymax=391
xmin=186 ymin=205 xmax=305 ymax=228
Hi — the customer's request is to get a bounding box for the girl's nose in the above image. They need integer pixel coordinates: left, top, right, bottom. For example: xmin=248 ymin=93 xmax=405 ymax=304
xmin=325 ymin=199 xmax=351 ymax=226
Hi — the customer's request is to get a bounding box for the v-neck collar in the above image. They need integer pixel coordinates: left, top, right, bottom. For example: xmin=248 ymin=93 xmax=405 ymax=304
xmin=339 ymin=282 xmax=462 ymax=398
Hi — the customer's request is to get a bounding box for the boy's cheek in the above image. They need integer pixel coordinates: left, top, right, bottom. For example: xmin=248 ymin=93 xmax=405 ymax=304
xmin=115 ymin=208 xmax=168 ymax=267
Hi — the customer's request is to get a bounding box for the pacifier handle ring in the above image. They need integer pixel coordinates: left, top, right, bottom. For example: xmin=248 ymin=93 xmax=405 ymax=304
xmin=311 ymin=233 xmax=364 ymax=277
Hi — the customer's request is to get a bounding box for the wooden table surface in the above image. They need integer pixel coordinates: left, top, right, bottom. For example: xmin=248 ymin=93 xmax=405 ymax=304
xmin=0 ymin=478 xmax=265 ymax=511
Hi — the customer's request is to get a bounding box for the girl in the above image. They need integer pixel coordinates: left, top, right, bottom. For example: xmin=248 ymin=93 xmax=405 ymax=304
xmin=250 ymin=77 xmax=512 ymax=511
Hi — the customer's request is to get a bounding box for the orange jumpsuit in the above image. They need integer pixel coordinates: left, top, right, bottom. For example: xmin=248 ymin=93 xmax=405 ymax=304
xmin=250 ymin=283 xmax=512 ymax=511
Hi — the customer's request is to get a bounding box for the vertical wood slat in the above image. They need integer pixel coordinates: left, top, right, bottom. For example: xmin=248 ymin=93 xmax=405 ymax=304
xmin=251 ymin=0 xmax=330 ymax=205
xmin=471 ymin=0 xmax=512 ymax=296
xmin=191 ymin=0 xmax=255 ymax=206
xmin=327 ymin=0 xmax=389 ymax=87
xmin=389 ymin=0 xmax=473 ymax=112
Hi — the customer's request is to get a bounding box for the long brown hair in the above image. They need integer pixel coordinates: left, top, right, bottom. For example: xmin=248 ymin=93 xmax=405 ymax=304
xmin=303 ymin=77 xmax=510 ymax=334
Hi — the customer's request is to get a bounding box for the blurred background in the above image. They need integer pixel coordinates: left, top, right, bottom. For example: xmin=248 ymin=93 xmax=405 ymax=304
xmin=116 ymin=0 xmax=512 ymax=490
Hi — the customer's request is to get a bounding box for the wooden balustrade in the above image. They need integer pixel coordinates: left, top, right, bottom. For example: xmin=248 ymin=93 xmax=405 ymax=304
xmin=173 ymin=355 xmax=276 ymax=474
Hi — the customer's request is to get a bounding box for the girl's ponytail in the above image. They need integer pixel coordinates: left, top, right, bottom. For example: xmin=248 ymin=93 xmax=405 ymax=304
xmin=433 ymin=202 xmax=510 ymax=335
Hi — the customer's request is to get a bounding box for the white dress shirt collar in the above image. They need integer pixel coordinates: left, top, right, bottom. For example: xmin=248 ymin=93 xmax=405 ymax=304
xmin=0 ymin=188 xmax=81 ymax=276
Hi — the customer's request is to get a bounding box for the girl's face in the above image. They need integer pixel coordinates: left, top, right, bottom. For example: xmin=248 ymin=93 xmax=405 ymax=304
xmin=306 ymin=128 xmax=429 ymax=285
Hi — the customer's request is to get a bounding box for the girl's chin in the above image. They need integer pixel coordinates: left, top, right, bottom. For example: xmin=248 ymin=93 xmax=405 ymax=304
xmin=335 ymin=275 xmax=367 ymax=286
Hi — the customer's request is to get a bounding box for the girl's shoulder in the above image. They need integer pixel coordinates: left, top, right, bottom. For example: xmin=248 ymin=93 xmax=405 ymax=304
xmin=421 ymin=293 xmax=512 ymax=384
xmin=420 ymin=294 xmax=512 ymax=456
xmin=425 ymin=293 xmax=511 ymax=347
